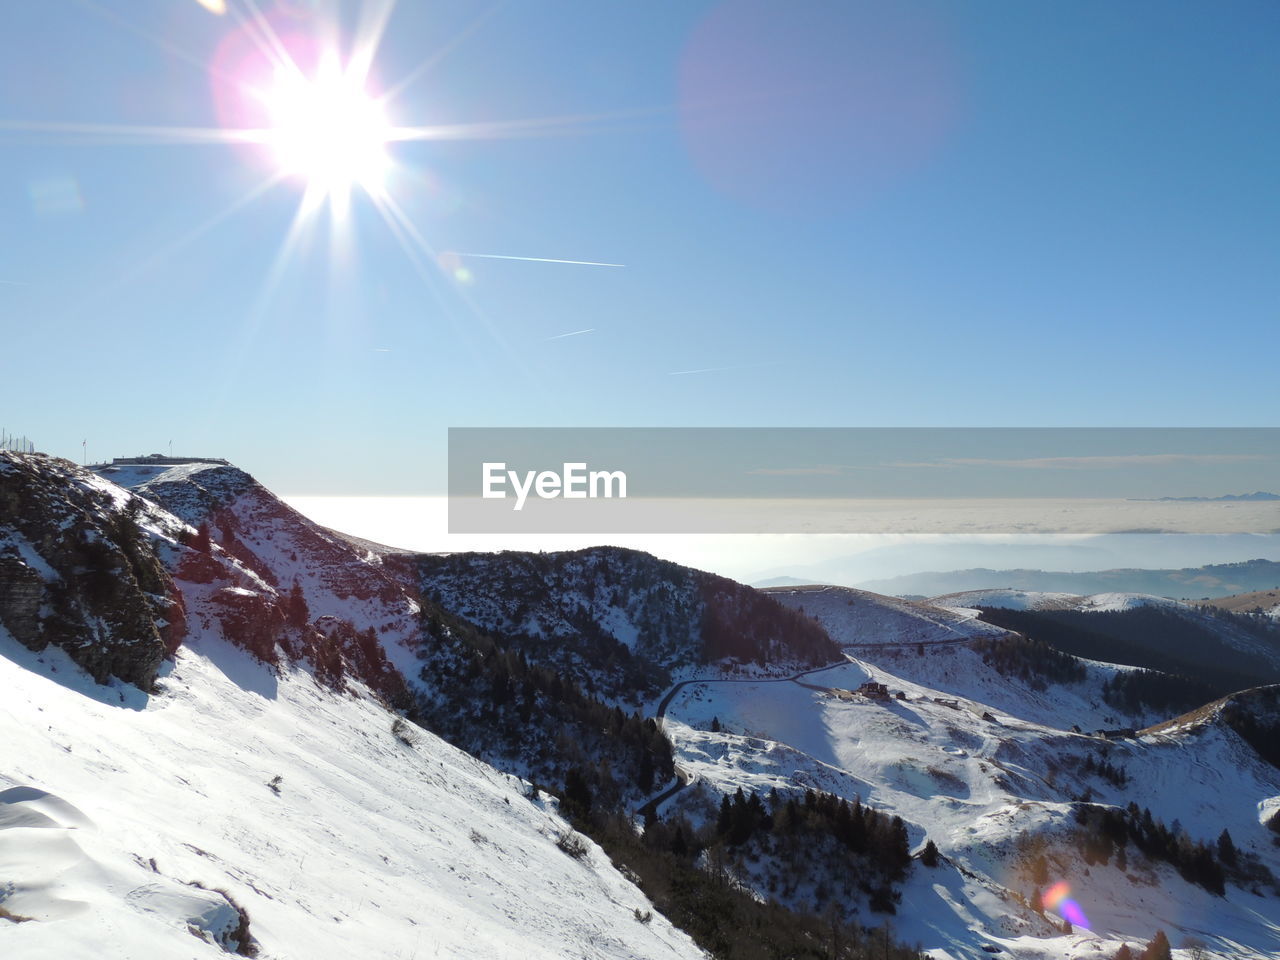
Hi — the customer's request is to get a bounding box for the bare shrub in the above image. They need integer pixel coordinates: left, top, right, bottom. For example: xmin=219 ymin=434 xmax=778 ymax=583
xmin=556 ymin=830 xmax=590 ymax=861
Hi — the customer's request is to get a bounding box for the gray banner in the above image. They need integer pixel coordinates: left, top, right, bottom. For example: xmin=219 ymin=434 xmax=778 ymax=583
xmin=448 ymin=428 xmax=1280 ymax=534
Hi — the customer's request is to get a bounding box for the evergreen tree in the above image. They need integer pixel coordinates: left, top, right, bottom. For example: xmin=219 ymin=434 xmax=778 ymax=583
xmin=1030 ymin=887 xmax=1044 ymax=914
xmin=921 ymin=839 xmax=939 ymax=867
xmin=716 ymin=795 xmax=733 ymax=837
xmin=1114 ymin=946 xmax=1134 ymax=960
xmin=562 ymin=767 xmax=593 ymax=821
xmin=1217 ymin=828 xmax=1237 ymax=867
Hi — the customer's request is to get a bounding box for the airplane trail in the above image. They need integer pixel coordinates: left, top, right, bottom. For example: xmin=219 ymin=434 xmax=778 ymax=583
xmin=453 ymin=253 xmax=624 ymax=267
xmin=668 ymin=361 xmax=778 ymax=376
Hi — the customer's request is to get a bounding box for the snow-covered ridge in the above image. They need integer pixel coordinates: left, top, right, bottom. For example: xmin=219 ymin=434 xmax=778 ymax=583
xmin=94 ymin=458 xmax=431 ymax=692
xmin=762 ymin=583 xmax=1009 ymax=648
xmin=2 ymin=454 xmax=703 ymax=959
xmin=928 ymin=588 xmax=1187 ymax=613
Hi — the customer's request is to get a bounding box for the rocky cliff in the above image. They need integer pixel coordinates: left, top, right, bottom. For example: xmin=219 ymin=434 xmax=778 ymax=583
xmin=0 ymin=452 xmax=180 ymax=689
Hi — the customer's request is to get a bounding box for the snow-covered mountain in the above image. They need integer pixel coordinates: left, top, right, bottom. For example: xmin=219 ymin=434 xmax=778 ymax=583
xmin=0 ymin=452 xmax=703 ymax=959
xmin=7 ymin=451 xmax=1280 ymax=960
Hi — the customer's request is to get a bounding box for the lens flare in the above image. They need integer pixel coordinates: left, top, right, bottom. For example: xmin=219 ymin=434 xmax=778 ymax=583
xmin=1043 ymin=881 xmax=1089 ymax=929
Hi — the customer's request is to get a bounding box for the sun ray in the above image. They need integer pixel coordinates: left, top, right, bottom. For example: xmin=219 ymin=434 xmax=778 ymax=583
xmin=347 ymin=0 xmax=399 ymax=87
xmin=367 ymin=186 xmax=494 ymax=339
xmin=381 ymin=1 xmax=504 ymax=105
xmin=72 ymin=0 xmax=240 ymax=85
xmin=55 ymin=171 xmax=285 ymax=321
xmin=383 ymin=102 xmax=674 ymax=144
xmin=0 ymin=120 xmax=273 ymax=146
xmin=216 ymin=183 xmax=325 ymax=396
xmin=231 ymin=0 xmax=306 ymax=81
xmin=366 ymin=185 xmax=542 ymax=390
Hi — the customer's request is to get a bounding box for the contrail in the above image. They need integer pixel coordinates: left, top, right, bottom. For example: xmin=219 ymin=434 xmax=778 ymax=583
xmin=544 ymin=328 xmax=595 ymax=340
xmin=668 ymin=361 xmax=778 ymax=376
xmin=453 ymin=253 xmax=624 ymax=267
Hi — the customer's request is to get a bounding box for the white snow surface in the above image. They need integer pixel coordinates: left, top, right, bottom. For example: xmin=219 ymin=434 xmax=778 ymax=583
xmin=0 ymin=628 xmax=703 ymax=960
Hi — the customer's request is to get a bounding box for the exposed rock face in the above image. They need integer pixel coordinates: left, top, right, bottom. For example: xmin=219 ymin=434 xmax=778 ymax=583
xmin=95 ymin=459 xmax=423 ymax=703
xmin=106 ymin=461 xmax=415 ymax=609
xmin=1 ymin=453 xmax=416 ymax=701
xmin=0 ymin=452 xmax=177 ymax=689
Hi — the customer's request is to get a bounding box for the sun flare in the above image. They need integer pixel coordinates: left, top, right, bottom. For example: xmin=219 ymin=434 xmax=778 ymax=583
xmin=260 ymin=56 xmax=391 ymax=196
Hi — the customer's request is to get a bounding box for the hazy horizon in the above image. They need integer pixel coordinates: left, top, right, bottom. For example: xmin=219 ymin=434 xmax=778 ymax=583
xmin=285 ymin=494 xmax=1280 ymax=587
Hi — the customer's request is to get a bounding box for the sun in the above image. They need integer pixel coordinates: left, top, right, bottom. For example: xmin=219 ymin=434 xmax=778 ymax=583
xmin=260 ymin=55 xmax=391 ymax=197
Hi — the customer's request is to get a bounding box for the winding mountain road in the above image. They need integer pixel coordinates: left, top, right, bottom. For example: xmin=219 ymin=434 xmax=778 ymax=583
xmin=638 ymin=656 xmax=865 ymax=818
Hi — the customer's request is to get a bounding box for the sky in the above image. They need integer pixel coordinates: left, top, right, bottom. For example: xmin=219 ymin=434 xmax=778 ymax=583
xmin=1 ymin=0 xmax=1277 ymax=499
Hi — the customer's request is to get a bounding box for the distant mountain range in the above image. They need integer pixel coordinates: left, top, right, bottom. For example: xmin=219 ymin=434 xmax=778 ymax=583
xmin=1132 ymin=491 xmax=1280 ymax=502
xmin=857 ymin=558 xmax=1280 ymax=600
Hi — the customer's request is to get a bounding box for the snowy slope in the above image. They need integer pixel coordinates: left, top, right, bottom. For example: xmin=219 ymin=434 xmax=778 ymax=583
xmin=861 ymin=643 xmax=1167 ymax=732
xmin=659 ymin=660 xmax=1280 ymax=959
xmin=759 ymin=586 xmax=1162 ymax=732
xmin=763 ymin=584 xmax=1007 ymax=648
xmin=0 ymin=627 xmax=704 ymax=960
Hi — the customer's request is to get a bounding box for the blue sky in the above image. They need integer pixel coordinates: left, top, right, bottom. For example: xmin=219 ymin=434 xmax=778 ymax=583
xmin=1 ymin=0 xmax=1277 ymax=495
